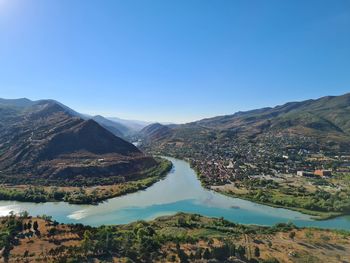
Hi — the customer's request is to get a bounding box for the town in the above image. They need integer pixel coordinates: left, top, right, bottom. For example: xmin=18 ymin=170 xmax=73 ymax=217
xmin=144 ymin=132 xmax=350 ymax=218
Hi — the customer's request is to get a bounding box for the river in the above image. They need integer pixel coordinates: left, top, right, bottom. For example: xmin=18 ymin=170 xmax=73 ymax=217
xmin=0 ymin=157 xmax=349 ymax=229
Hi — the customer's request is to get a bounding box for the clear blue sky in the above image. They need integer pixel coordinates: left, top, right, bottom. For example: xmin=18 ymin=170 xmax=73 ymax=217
xmin=0 ymin=0 xmax=349 ymax=123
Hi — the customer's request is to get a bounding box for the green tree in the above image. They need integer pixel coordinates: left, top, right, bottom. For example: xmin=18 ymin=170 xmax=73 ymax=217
xmin=212 ymin=243 xmax=231 ymax=261
xmin=82 ymin=230 xmax=94 ymax=255
xmin=177 ymin=217 xmax=187 ymax=227
xmin=254 ymin=246 xmax=260 ymax=257
xmin=289 ymin=231 xmax=296 ymax=240
xmin=237 ymin=245 xmax=245 ymax=259
xmin=194 ymin=247 xmax=203 ymax=259
xmin=19 ymin=211 xmax=29 ymax=219
xmin=177 ymin=249 xmax=189 ymax=263
xmin=203 ymin=248 xmax=211 ymax=260
xmin=33 ymin=221 xmax=39 ymax=232
xmin=48 ymin=227 xmax=57 ymax=237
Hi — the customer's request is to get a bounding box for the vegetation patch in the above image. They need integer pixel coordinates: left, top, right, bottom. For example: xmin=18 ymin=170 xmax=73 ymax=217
xmin=0 ymin=158 xmax=172 ymax=205
xmin=0 ymin=212 xmax=349 ymax=262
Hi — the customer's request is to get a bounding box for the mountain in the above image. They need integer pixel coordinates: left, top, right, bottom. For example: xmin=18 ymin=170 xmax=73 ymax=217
xmin=140 ymin=123 xmax=173 ymax=141
xmin=76 ymin=114 xmax=130 ymax=138
xmin=0 ymin=98 xmax=159 ymax=186
xmin=91 ymin=115 xmax=128 ymax=137
xmin=195 ymin=93 xmax=350 ymax=140
xmin=108 ymin=117 xmax=174 ymax=133
xmin=82 ymin=115 xmax=143 ymax=138
xmin=0 ymin=98 xmax=35 ymax=108
xmin=108 ymin=117 xmax=153 ymax=132
xmin=140 ymin=93 xmax=350 ymax=152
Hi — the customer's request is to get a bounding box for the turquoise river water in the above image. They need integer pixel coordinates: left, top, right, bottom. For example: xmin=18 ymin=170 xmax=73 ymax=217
xmin=0 ymin=157 xmax=349 ymax=229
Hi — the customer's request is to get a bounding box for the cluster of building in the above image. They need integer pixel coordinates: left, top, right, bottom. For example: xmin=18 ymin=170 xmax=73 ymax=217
xmin=297 ymin=170 xmax=332 ymax=178
xmin=160 ymin=133 xmax=350 ymax=186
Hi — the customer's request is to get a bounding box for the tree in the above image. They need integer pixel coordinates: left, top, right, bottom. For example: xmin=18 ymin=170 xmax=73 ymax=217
xmin=194 ymin=248 xmax=203 ymax=259
xmin=177 ymin=217 xmax=187 ymax=227
xmin=228 ymin=242 xmax=236 ymax=257
xmin=177 ymin=249 xmax=189 ymax=263
xmin=212 ymin=243 xmax=232 ymax=261
xmin=19 ymin=211 xmax=29 ymax=219
xmin=40 ymin=214 xmax=53 ymax=222
xmin=289 ymin=231 xmax=296 ymax=240
xmin=82 ymin=230 xmax=94 ymax=255
xmin=48 ymin=227 xmax=57 ymax=237
xmin=254 ymin=246 xmax=260 ymax=257
xmin=203 ymin=248 xmax=211 ymax=260
xmin=236 ymin=245 xmax=245 ymax=259
xmin=33 ymin=221 xmax=39 ymax=232
xmin=267 ymin=240 xmax=272 ymax=248
xmin=305 ymin=230 xmax=314 ymax=239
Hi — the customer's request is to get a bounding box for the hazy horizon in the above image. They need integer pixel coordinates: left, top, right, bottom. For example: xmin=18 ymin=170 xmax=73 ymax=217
xmin=1 ymin=91 xmax=349 ymax=124
xmin=1 ymin=0 xmax=350 ymax=123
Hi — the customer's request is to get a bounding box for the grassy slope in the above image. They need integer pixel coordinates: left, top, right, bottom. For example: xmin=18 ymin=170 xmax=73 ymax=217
xmin=1 ymin=213 xmax=349 ymax=263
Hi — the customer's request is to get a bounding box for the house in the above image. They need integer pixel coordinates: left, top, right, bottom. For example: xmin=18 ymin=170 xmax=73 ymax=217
xmin=314 ymin=170 xmax=332 ymax=177
xmin=297 ymin=171 xmax=314 ymax=177
xmin=226 ymin=161 xmax=234 ymax=169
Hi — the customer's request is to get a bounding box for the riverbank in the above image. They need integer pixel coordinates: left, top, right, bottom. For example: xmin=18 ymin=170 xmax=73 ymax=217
xmin=186 ymin=159 xmax=350 ymax=220
xmin=0 ymin=158 xmax=172 ymax=205
xmin=1 ymin=156 xmax=350 ymax=230
xmin=145 ymin=145 xmax=350 ymax=221
xmin=214 ymin=189 xmax=343 ymax=220
xmin=1 ymin=212 xmax=349 ymax=263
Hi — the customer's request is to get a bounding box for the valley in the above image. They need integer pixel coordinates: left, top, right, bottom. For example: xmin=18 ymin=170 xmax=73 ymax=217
xmin=1 ymin=1 xmax=349 ymax=261
xmin=1 ymin=95 xmax=350 ymax=262
xmin=139 ymin=94 xmax=350 ymax=219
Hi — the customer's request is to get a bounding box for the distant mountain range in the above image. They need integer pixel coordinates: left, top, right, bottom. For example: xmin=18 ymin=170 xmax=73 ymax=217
xmin=108 ymin=117 xmax=153 ymax=132
xmin=0 ymin=98 xmax=156 ymax=138
xmin=0 ymin=98 xmax=159 ymax=186
xmin=140 ymin=93 xmax=350 ymax=151
xmin=139 ymin=123 xmax=173 ymax=141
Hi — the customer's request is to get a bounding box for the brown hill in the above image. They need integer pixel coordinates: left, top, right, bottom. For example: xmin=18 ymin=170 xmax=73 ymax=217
xmin=0 ymin=99 xmax=159 ymax=186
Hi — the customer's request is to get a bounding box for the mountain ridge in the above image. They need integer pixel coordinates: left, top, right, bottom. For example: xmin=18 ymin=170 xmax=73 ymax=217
xmin=140 ymin=92 xmax=350 ymax=151
xmin=0 ymin=98 xmax=159 ymax=186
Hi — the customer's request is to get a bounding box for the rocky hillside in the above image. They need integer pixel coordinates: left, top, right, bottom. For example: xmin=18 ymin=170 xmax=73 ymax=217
xmin=0 ymin=99 xmax=159 ymax=186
